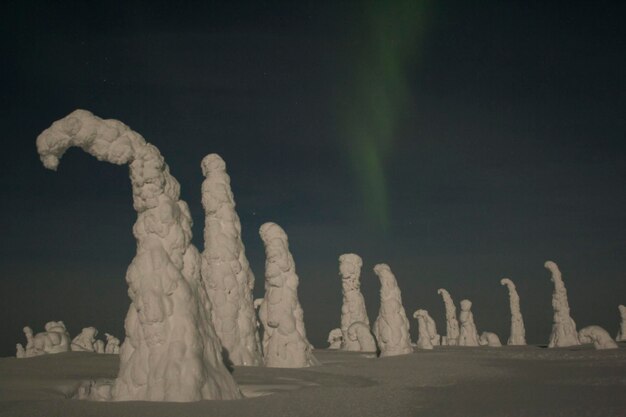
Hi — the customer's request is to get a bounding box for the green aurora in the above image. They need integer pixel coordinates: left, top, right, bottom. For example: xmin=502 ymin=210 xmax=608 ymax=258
xmin=339 ymin=0 xmax=431 ymax=232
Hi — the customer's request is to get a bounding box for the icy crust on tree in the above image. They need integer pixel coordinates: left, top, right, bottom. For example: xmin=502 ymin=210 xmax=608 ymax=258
xmin=578 ymin=326 xmax=618 ymax=350
xmin=412 ymin=309 xmax=440 ymax=349
xmin=347 ymin=322 xmax=377 ymax=352
xmin=105 ymin=333 xmax=120 ymax=354
xmin=71 ymin=327 xmax=99 ymax=352
xmin=545 ymin=261 xmax=580 ymax=348
xmin=372 ymin=264 xmax=413 ymax=357
xmin=616 ymin=305 xmax=626 ymax=342
xmin=200 ymin=153 xmax=262 ymax=366
xmin=258 ymin=222 xmax=318 ymax=367
xmin=412 ymin=310 xmax=433 ymax=350
xmin=16 ymin=321 xmax=70 ymax=358
xmin=437 ymin=288 xmax=459 ymax=346
xmin=36 ymin=110 xmax=241 ymax=401
xmin=327 ymin=328 xmax=343 ymax=349
xmin=338 ymin=253 xmax=372 ymax=351
xmin=458 ymin=299 xmax=480 ymax=347
xmin=479 ymin=331 xmax=502 ymax=347
xmin=500 ymin=278 xmax=526 ymax=346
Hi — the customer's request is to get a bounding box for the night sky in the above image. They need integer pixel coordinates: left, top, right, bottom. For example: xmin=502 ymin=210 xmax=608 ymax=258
xmin=1 ymin=0 xmax=624 ymax=357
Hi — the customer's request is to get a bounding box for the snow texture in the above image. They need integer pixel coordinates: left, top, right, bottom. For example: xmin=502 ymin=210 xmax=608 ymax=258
xmin=327 ymin=328 xmax=343 ymax=349
xmin=104 ymin=334 xmax=120 ymax=354
xmin=578 ymin=326 xmax=618 ymax=350
xmin=346 ymin=321 xmax=378 ymax=353
xmin=71 ymin=327 xmax=99 ymax=352
xmin=338 ymin=253 xmax=372 ymax=351
xmin=545 ymin=261 xmax=580 ymax=348
xmin=16 ymin=321 xmax=70 ymax=358
xmin=372 ymin=264 xmax=413 ymax=357
xmin=500 ymin=278 xmax=526 ymax=345
xmin=412 ymin=310 xmax=434 ymax=350
xmin=437 ymin=288 xmax=459 ymax=346
xmin=4 ymin=347 xmax=626 ymax=416
xmin=617 ymin=305 xmax=626 ymax=342
xmin=413 ymin=309 xmax=440 ymax=347
xmin=458 ymin=299 xmax=480 ymax=347
xmin=258 ymin=222 xmax=318 ymax=367
xmin=94 ymin=340 xmax=105 ymax=354
xmin=479 ymin=331 xmax=502 ymax=347
xmin=200 ymin=153 xmax=263 ymax=366
xmin=36 ymin=110 xmax=241 ymax=401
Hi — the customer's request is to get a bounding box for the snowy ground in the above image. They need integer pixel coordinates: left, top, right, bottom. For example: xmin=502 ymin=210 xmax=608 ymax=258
xmin=1 ymin=345 xmax=624 ymax=417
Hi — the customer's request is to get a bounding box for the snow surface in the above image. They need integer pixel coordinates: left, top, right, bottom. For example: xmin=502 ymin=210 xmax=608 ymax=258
xmin=1 ymin=345 xmax=625 ymax=417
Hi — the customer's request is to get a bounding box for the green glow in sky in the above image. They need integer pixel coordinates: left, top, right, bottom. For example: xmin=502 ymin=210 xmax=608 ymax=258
xmin=339 ymin=0 xmax=430 ymax=232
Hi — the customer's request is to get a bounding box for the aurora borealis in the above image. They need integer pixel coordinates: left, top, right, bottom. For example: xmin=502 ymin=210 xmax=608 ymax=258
xmin=338 ymin=0 xmax=432 ymax=231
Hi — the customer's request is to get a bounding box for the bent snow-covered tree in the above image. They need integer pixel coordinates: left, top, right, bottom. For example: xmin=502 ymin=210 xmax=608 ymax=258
xmin=500 ymin=278 xmax=526 ymax=345
xmin=36 ymin=110 xmax=241 ymax=401
xmin=200 ymin=153 xmax=262 ymax=366
xmin=373 ymin=264 xmax=413 ymax=357
xmin=437 ymin=288 xmax=459 ymax=346
xmin=545 ymin=261 xmax=580 ymax=348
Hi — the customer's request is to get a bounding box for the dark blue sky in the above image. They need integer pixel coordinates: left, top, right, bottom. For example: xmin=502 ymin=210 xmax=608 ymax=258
xmin=1 ymin=0 xmax=624 ymax=357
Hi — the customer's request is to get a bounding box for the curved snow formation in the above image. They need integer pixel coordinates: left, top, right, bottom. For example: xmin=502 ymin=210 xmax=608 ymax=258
xmin=437 ymin=288 xmax=459 ymax=346
xmin=200 ymin=153 xmax=262 ymax=366
xmin=258 ymin=222 xmax=317 ymax=367
xmin=412 ymin=310 xmax=434 ymax=350
xmin=16 ymin=321 xmax=70 ymax=358
xmin=373 ymin=264 xmax=413 ymax=357
xmin=500 ymin=278 xmax=526 ymax=345
xmin=479 ymin=331 xmax=502 ymax=347
xmin=338 ymin=253 xmax=371 ymax=351
xmin=36 ymin=110 xmax=241 ymax=401
xmin=545 ymin=261 xmax=580 ymax=347
xmin=105 ymin=333 xmax=121 ymax=354
xmin=617 ymin=305 xmax=626 ymax=342
xmin=458 ymin=299 xmax=480 ymax=347
xmin=71 ymin=327 xmax=98 ymax=352
xmin=578 ymin=326 xmax=618 ymax=350
xmin=347 ymin=322 xmax=378 ymax=352
xmin=413 ymin=309 xmax=440 ymax=347
xmin=327 ymin=328 xmax=343 ymax=349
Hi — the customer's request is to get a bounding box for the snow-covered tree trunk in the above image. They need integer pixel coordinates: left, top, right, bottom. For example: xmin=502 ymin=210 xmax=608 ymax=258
xmin=258 ymin=222 xmax=317 ymax=367
xmin=373 ymin=264 xmax=413 ymax=357
xmin=437 ymin=288 xmax=459 ymax=346
xmin=545 ymin=261 xmax=579 ymax=348
xmin=500 ymin=278 xmax=526 ymax=345
xmin=412 ymin=310 xmax=434 ymax=350
xmin=338 ymin=253 xmax=371 ymax=351
xmin=36 ymin=110 xmax=241 ymax=401
xmin=458 ymin=299 xmax=480 ymax=347
xmin=200 ymin=153 xmax=262 ymax=366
